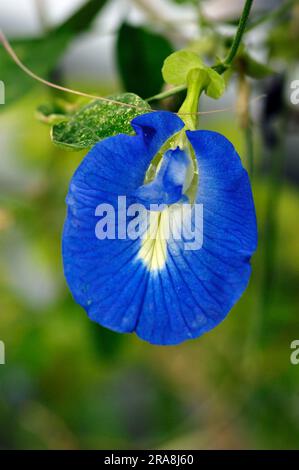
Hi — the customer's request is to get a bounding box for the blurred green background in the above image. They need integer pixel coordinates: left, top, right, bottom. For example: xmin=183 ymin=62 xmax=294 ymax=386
xmin=1 ymin=0 xmax=299 ymax=450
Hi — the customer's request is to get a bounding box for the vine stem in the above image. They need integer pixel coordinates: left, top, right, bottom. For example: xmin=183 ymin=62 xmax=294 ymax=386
xmin=0 ymin=29 xmax=142 ymax=111
xmin=148 ymin=0 xmax=255 ymax=102
xmin=212 ymin=0 xmax=254 ymax=74
xmin=174 ymin=0 xmax=254 ymax=127
xmin=0 ymin=27 xmax=266 ymax=116
xmin=147 ymin=85 xmax=186 ymax=103
xmin=224 ymin=0 xmax=254 ymax=67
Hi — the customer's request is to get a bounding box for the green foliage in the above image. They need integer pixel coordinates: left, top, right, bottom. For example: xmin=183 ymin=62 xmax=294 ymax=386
xmin=36 ymin=103 xmax=70 ymax=126
xmin=1 ymin=0 xmax=299 ymax=445
xmin=51 ymin=93 xmax=151 ymax=151
xmin=89 ymin=323 xmax=125 ymax=362
xmin=36 ymin=99 xmax=87 ymax=125
xmin=205 ymin=68 xmax=226 ymax=99
xmin=0 ymin=0 xmax=108 ymax=106
xmin=0 ymin=34 xmax=70 ymax=106
xmin=268 ymin=22 xmax=299 ymax=62
xmin=238 ymin=52 xmax=274 ymax=79
xmin=162 ymin=50 xmax=204 ymax=86
xmin=163 ymin=49 xmax=225 ymax=99
xmin=116 ymin=23 xmax=173 ymax=98
xmin=54 ymin=0 xmax=107 ymax=35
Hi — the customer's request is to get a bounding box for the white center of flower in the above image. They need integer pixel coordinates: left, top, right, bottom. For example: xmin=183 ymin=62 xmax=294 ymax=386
xmin=137 ymin=209 xmax=169 ymax=272
xmin=137 ymin=204 xmax=192 ymax=272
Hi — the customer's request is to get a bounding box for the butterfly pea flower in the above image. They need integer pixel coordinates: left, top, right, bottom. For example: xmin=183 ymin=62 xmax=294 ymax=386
xmin=62 ymin=111 xmax=257 ymax=345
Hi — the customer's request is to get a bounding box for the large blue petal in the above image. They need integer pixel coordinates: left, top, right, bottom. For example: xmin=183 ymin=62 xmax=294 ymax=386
xmin=63 ymin=113 xmax=257 ymax=345
xmin=63 ymin=111 xmax=184 ymax=334
xmin=135 ymin=131 xmax=257 ymax=344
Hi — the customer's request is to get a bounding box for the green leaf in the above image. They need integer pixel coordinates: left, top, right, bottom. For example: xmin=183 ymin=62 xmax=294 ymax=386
xmin=55 ymin=0 xmax=107 ymax=35
xmin=162 ymin=50 xmax=204 ymax=86
xmin=241 ymin=52 xmax=274 ymax=79
xmin=116 ymin=23 xmax=173 ymax=98
xmin=205 ymin=68 xmax=226 ymax=99
xmin=36 ymin=99 xmax=84 ymax=125
xmin=36 ymin=108 xmax=67 ymax=126
xmin=89 ymin=322 xmax=125 ymax=362
xmin=0 ymin=0 xmax=108 ymax=106
xmin=0 ymin=34 xmax=71 ymax=106
xmin=162 ymin=49 xmax=225 ymax=99
xmin=268 ymin=23 xmax=299 ymax=62
xmin=51 ymin=93 xmax=151 ymax=151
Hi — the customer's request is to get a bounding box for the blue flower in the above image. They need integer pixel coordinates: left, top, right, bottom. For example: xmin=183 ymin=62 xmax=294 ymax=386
xmin=62 ymin=111 xmax=257 ymax=345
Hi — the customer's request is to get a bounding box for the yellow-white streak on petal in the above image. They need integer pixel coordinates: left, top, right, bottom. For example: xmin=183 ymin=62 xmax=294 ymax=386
xmin=137 ymin=209 xmax=170 ymax=272
xmin=137 ymin=205 xmax=188 ymax=272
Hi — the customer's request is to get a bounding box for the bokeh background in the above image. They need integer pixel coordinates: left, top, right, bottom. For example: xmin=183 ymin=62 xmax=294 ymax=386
xmin=1 ymin=0 xmax=299 ymax=450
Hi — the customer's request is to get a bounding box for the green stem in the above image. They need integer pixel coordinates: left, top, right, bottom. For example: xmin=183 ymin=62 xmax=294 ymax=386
xmin=214 ymin=0 xmax=254 ymax=73
xmin=178 ymin=68 xmax=207 ymax=130
xmin=146 ymin=85 xmax=186 ymax=103
xmin=224 ymin=0 xmax=254 ymax=65
xmin=246 ymin=0 xmax=296 ymax=32
xmin=146 ymin=0 xmax=254 ymax=102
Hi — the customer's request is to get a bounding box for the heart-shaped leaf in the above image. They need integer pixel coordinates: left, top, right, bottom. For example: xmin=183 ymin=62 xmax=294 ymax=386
xmin=51 ymin=93 xmax=151 ymax=151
